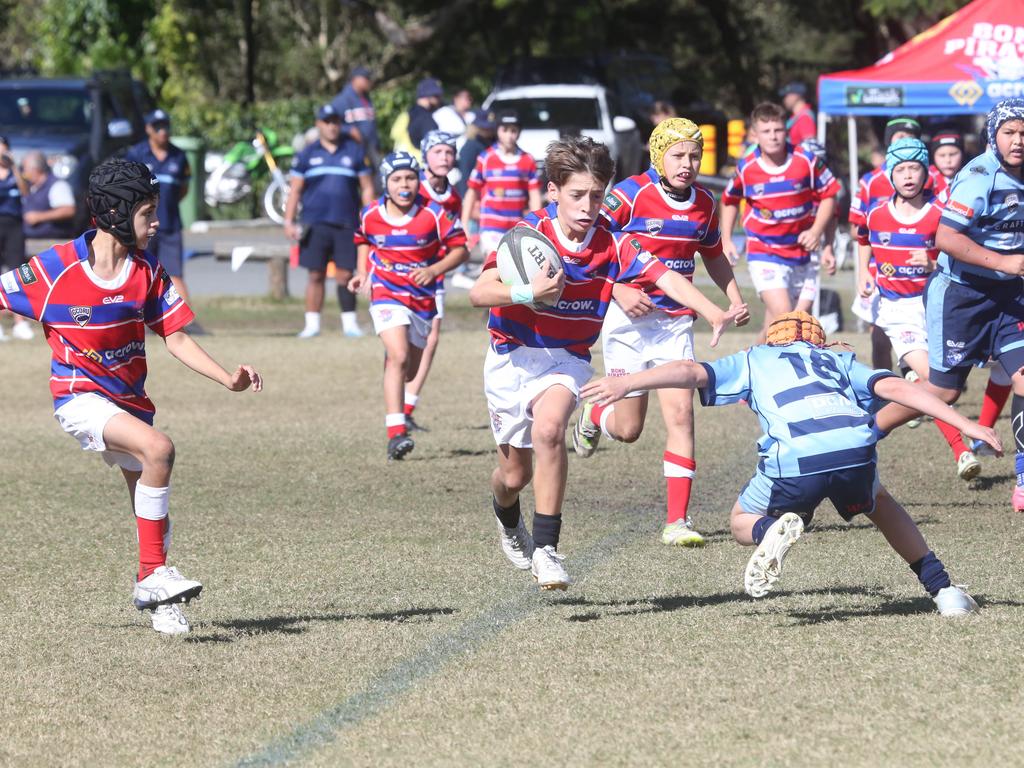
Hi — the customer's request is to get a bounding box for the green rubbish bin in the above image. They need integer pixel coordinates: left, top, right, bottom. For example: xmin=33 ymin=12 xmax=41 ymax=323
xmin=174 ymin=135 xmax=206 ymax=228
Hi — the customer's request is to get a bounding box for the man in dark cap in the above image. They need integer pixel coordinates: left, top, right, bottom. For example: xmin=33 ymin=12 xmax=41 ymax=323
xmin=779 ymin=82 xmax=816 ymax=145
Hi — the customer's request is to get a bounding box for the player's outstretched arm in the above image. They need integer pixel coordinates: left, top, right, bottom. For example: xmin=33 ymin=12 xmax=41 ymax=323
xmin=873 ymin=376 xmax=1000 ymax=454
xmin=702 ymin=254 xmax=749 ymax=326
xmin=719 ymin=203 xmax=741 ymax=264
xmin=163 ymin=331 xmax=263 ymax=393
xmin=469 ymin=267 xmax=563 ymax=308
xmin=582 ymin=360 xmax=709 ymax=406
xmin=347 ymin=245 xmax=371 ymax=293
xmin=936 ymin=224 xmax=1024 ymax=276
xmin=654 ymin=270 xmax=747 ymax=348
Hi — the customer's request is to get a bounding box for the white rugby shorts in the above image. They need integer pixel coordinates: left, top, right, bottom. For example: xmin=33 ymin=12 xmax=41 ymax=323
xmin=877 ymin=295 xmax=927 ymax=363
xmin=370 ymin=303 xmax=432 ymax=348
xmin=601 ymin=301 xmax=694 ymax=398
xmin=749 ymin=259 xmax=817 ymax=304
xmin=53 ymin=393 xmax=143 ymax=471
xmin=850 ymin=286 xmax=882 ymax=326
xmin=479 ymin=230 xmax=503 ymax=260
xmin=484 ymin=345 xmax=593 ymax=448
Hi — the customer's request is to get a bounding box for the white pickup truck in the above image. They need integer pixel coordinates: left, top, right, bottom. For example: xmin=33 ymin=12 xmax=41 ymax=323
xmin=482 ymin=83 xmax=644 ymax=182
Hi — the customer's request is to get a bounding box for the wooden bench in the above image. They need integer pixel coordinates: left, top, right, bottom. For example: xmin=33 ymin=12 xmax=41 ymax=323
xmin=212 ymin=242 xmax=292 ymax=299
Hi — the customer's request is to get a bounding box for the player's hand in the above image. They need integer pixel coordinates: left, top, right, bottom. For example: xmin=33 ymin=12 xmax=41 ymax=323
xmin=581 ymin=375 xmax=631 ymax=406
xmin=226 ymin=364 xmax=263 ymax=393
xmin=730 ymin=301 xmax=751 ymax=327
xmin=961 ymin=424 xmax=1002 ymax=457
xmin=859 ymin=276 xmax=875 ymax=298
xmin=707 ymin=304 xmax=746 ymax=348
xmin=907 ymin=249 xmax=931 ymax=267
xmin=409 ymin=266 xmax=437 ymax=287
xmin=821 ymin=245 xmax=837 ymax=276
xmin=284 ymin=221 xmax=301 ymax=241
xmin=613 ymin=284 xmax=655 ymax=318
xmin=722 ymin=238 xmax=740 ymax=266
xmin=1005 ymin=253 xmax=1024 ymax=276
xmin=23 ymin=210 xmax=42 ymax=226
xmin=531 ymin=268 xmax=564 ymax=306
xmin=347 ymin=272 xmax=367 ymax=294
xmin=797 ymin=227 xmax=821 ymax=252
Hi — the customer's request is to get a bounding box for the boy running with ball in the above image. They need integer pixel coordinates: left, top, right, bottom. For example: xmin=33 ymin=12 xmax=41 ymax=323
xmin=0 ymin=158 xmax=263 ymax=635
xmin=470 ymin=136 xmax=745 ymax=590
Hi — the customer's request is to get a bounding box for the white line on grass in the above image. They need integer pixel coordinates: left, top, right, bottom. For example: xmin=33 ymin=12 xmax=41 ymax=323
xmin=233 ymin=518 xmax=646 ymax=767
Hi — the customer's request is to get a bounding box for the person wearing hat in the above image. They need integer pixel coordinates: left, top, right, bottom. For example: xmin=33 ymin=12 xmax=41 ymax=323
xmin=284 ymin=103 xmax=375 ymax=338
xmin=407 ymin=77 xmax=444 ymax=153
xmin=930 ymin=127 xmax=966 ymax=182
xmin=347 ymin=151 xmax=468 ymax=461
xmin=461 ymin=109 xmax=541 ymax=259
xmin=779 ymin=82 xmax=816 ymax=146
xmin=125 ymin=109 xmax=198 ymax=329
xmin=873 ymin=99 xmax=1024 ymax=512
xmin=331 ymin=66 xmax=380 ymax=184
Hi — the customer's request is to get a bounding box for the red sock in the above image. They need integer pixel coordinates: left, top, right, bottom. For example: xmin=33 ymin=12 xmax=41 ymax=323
xmin=589 ymin=402 xmax=607 ymax=428
xmin=403 ymin=403 xmax=415 ymax=416
xmin=934 ymin=418 xmax=968 ymax=458
xmin=980 ymin=381 xmax=1011 ymax=428
xmin=386 ymin=413 xmax=406 ymax=439
xmin=387 ymin=424 xmax=406 ymax=439
xmin=136 ymin=517 xmax=166 ymax=581
xmin=664 ymin=451 xmax=696 ymax=525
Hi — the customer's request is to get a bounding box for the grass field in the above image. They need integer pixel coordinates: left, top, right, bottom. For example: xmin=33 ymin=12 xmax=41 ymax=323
xmin=2 ymin=294 xmax=1022 ymax=767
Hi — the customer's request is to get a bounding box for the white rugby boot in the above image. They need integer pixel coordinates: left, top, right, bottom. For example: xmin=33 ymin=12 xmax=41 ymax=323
xmin=150 ymin=603 xmax=191 ymax=635
xmin=497 ymin=515 xmax=534 ymax=570
xmin=744 ymin=513 xmax=804 ymax=598
xmin=531 ymin=545 xmax=572 ymax=591
xmin=661 ymin=519 xmax=706 ymax=547
xmin=933 ymin=585 xmax=979 ymax=617
xmin=133 ymin=565 xmax=203 ymax=609
xmin=956 ymin=451 xmax=981 ymax=481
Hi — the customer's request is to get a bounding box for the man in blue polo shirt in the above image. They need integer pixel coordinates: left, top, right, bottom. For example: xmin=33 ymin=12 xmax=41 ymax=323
xmin=125 ymin=109 xmax=199 ymax=329
xmin=874 ymin=99 xmax=1024 ymax=511
xmin=284 ymin=103 xmax=375 ymax=338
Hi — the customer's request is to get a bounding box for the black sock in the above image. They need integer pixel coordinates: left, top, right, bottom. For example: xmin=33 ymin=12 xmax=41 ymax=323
xmin=337 ymin=284 xmax=356 ymax=312
xmin=493 ymin=496 xmax=521 ymax=529
xmin=909 ymin=551 xmax=951 ymax=597
xmin=533 ymin=513 xmax=562 ymax=550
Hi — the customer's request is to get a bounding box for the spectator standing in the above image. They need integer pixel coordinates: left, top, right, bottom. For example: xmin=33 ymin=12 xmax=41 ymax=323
xmin=433 ymin=88 xmax=474 ymax=147
xmin=0 ymin=135 xmax=33 ymax=340
xmin=332 ymin=66 xmax=380 ymax=176
xmin=284 ymin=104 xmax=375 ymax=339
xmin=125 ymin=110 xmax=201 ymax=332
xmin=456 ymin=109 xmax=495 ymax=197
xmin=21 ymin=150 xmax=75 ymax=240
xmin=408 ymin=78 xmax=443 ymax=154
xmin=779 ymin=82 xmax=816 ymax=146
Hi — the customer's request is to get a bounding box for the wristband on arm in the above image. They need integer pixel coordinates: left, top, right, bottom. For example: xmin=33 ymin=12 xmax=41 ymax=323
xmin=510 ymin=284 xmax=534 ymax=305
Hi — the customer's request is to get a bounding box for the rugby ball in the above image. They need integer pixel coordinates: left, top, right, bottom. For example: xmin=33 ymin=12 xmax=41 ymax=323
xmin=495 ymin=226 xmax=563 ymax=307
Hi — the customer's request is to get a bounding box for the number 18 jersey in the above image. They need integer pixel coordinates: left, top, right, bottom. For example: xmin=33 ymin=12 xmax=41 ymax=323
xmin=698 ymin=342 xmax=896 ymax=477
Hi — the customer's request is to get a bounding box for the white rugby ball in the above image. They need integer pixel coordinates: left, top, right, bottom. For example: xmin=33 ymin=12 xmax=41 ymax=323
xmin=495 ymin=226 xmax=563 ymax=307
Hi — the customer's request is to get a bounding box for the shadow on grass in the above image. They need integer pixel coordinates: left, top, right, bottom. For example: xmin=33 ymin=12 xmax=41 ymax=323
xmin=185 ymin=606 xmax=456 ymax=643
xmin=756 ymin=591 xmax=1024 ymax=626
xmin=965 ymin=473 xmax=1015 ymax=491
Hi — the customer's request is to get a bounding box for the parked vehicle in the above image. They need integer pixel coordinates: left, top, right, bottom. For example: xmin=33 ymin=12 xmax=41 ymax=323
xmin=204 ymin=128 xmax=294 ymax=223
xmin=0 ymin=70 xmax=153 ymax=228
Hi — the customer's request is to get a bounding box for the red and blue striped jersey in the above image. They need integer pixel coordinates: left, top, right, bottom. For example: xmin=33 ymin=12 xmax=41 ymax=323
xmin=848 ymin=165 xmax=947 ymax=230
xmin=467 ymin=145 xmax=540 ymax=235
xmin=0 ymin=230 xmax=194 ymax=421
xmin=786 ymin=105 xmax=816 ymax=146
xmin=419 ymin=179 xmax=462 ymax=218
xmin=483 ymin=204 xmax=668 ymax=360
xmin=856 ymin=199 xmax=942 ymax=300
xmin=722 ymin=145 xmax=839 ymax=265
xmin=603 ymin=168 xmax=723 ymax=317
xmin=355 ymin=195 xmax=467 ymax=319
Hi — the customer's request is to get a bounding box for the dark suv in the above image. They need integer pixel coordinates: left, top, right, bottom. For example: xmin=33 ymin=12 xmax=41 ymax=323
xmin=0 ymin=70 xmax=154 ymax=228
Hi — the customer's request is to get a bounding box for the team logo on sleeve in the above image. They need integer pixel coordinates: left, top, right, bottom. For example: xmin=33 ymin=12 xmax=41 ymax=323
xmin=163 ymin=283 xmax=181 ymax=305
xmin=630 ymin=237 xmax=652 ymax=264
xmin=69 ymin=305 xmax=92 ymax=326
xmin=18 ymin=263 xmax=37 ymax=285
xmin=1 ymin=270 xmax=20 ymax=294
xmin=947 ymin=200 xmax=975 ymax=218
xmin=603 ymin=193 xmax=622 ymax=212
xmin=645 ymin=218 xmax=664 ymax=235
xmin=1007 ymin=193 xmax=1019 ymax=211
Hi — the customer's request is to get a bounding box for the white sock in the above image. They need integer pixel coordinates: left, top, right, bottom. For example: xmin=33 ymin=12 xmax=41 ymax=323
xmin=385 ymin=413 xmax=406 ymax=428
xmin=404 ymin=392 xmax=419 ymax=408
xmin=600 ymin=404 xmax=617 ymax=440
xmin=341 ymin=311 xmax=359 ymax=331
xmin=135 ymin=483 xmax=170 ymax=521
xmin=304 ymin=311 xmax=321 ymax=332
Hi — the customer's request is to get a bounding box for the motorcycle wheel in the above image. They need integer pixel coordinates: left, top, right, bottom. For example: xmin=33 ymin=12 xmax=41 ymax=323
xmin=264 ymin=177 xmax=288 ymax=224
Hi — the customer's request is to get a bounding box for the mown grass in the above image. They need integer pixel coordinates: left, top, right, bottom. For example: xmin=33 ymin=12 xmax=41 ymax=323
xmin=1 ymin=294 xmax=1020 ymax=767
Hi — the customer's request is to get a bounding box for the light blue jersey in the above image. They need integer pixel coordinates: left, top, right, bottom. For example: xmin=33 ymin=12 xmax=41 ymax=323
xmin=937 ymin=149 xmax=1024 ymax=285
xmin=698 ymin=343 xmax=896 ymax=478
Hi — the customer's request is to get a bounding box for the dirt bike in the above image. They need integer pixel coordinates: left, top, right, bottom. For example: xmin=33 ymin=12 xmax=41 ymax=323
xmin=204 ymin=128 xmax=294 ymax=223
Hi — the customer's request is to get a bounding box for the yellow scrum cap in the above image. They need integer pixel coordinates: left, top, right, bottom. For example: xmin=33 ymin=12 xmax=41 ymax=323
xmin=766 ymin=311 xmax=827 ymax=347
xmin=649 ymin=118 xmax=703 ymax=177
